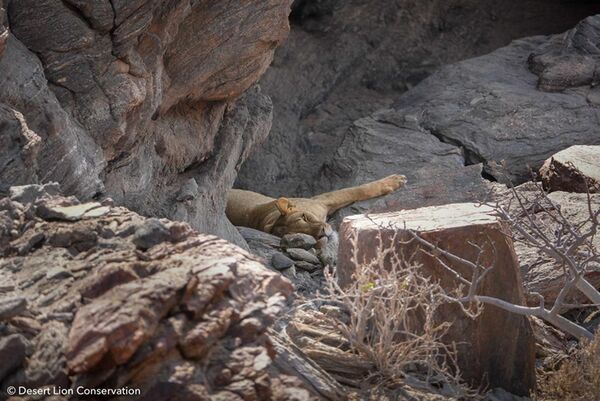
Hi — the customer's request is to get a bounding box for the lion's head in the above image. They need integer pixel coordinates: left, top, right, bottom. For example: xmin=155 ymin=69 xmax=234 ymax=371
xmin=269 ymin=198 xmax=332 ymax=239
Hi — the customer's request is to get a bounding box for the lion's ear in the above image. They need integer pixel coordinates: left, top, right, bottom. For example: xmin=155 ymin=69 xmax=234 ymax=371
xmin=275 ymin=197 xmax=291 ymax=215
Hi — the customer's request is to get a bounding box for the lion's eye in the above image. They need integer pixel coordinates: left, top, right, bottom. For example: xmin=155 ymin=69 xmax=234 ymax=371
xmin=302 ymin=214 xmax=307 ymax=221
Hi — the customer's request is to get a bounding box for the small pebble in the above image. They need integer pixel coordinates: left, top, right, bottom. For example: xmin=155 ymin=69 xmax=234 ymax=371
xmin=281 ymin=233 xmax=317 ymax=250
xmin=285 ymin=248 xmax=320 ymax=265
xmin=271 ymin=252 xmax=294 ymax=270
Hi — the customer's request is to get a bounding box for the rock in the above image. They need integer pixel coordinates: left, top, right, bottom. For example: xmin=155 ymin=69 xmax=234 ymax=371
xmin=286 ymin=248 xmax=321 ymax=265
xmin=238 ymin=1 xmax=600 ymax=201
xmin=9 ymin=183 xmax=61 ymax=204
xmin=528 ymin=16 xmax=600 ymax=92
xmin=0 ymin=334 xmax=27 ymax=382
xmin=36 ymin=202 xmax=108 ymax=222
xmin=132 ymin=218 xmax=171 ymax=250
xmin=0 ymin=6 xmax=7 ymax=58
xmin=316 ymin=232 xmax=339 ymax=267
xmin=337 ymin=203 xmax=536 ymax=396
xmin=281 ymin=233 xmax=317 ymax=250
xmin=46 ymin=267 xmax=72 ymax=281
xmin=272 ymin=252 xmax=295 ymax=271
xmin=238 ymin=226 xmax=282 ymax=268
xmin=176 ymin=178 xmax=199 ymax=202
xmin=0 ymin=190 xmax=327 ymax=399
xmin=514 ymin=190 xmax=600 ymax=305
xmin=294 ymin=261 xmax=321 ymax=273
xmin=0 ymin=296 xmax=27 ymax=320
xmin=238 ymin=226 xmax=282 ymax=249
xmin=540 ymin=145 xmax=600 ymax=193
xmin=0 ymin=0 xmax=292 ymax=245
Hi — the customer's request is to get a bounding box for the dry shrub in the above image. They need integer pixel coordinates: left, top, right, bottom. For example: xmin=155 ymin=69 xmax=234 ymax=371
xmin=321 ymin=230 xmax=481 ymax=399
xmin=537 ymin=332 xmax=600 ymax=401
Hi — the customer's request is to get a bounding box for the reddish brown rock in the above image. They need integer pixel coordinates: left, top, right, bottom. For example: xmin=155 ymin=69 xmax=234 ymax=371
xmin=0 ymin=187 xmax=331 ymax=400
xmin=338 ymin=203 xmax=536 ymax=396
xmin=0 ymin=0 xmax=293 ymax=246
xmin=540 ymin=145 xmax=600 ymax=193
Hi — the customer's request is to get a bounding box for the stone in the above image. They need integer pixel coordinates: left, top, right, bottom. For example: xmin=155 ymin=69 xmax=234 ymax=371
xmin=294 ymin=261 xmax=321 ymax=273
xmin=514 ymin=191 xmax=600 ymax=305
xmin=132 ymin=218 xmax=171 ymax=250
xmin=0 ymin=334 xmax=27 ymax=381
xmin=46 ymin=266 xmax=73 ymax=281
xmin=176 ymin=178 xmax=199 ymax=202
xmin=0 ymin=296 xmax=27 ymax=320
xmin=36 ymin=202 xmax=107 ymax=222
xmin=271 ymin=252 xmax=295 ymax=271
xmin=0 ymin=0 xmax=292 ymax=246
xmin=286 ymin=248 xmax=321 ymax=265
xmin=0 ymin=190 xmax=326 ymax=399
xmin=238 ymin=2 xmax=600 ymax=208
xmin=238 ymin=226 xmax=282 ymax=249
xmin=337 ymin=203 xmax=536 ymax=395
xmin=9 ymin=183 xmax=61 ymax=204
xmin=281 ymin=233 xmax=317 ymax=250
xmin=540 ymin=145 xmax=600 ymax=193
xmin=316 ymin=232 xmax=339 ymax=267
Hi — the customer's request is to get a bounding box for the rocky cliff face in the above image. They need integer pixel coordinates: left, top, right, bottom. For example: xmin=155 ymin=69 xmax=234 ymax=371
xmin=0 ymin=0 xmax=292 ymax=246
xmin=237 ymin=1 xmax=600 ymax=218
xmin=0 ymin=185 xmax=335 ymax=401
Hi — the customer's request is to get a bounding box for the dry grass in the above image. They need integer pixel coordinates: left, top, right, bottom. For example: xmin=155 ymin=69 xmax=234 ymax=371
xmin=315 ymin=229 xmax=481 ymax=399
xmin=537 ymin=332 xmax=600 ymax=401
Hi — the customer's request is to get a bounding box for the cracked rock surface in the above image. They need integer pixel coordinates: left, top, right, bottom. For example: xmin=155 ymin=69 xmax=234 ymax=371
xmin=0 ymin=186 xmax=334 ymax=401
xmin=237 ymin=5 xmax=600 ymax=224
xmin=0 ymin=0 xmax=292 ymax=246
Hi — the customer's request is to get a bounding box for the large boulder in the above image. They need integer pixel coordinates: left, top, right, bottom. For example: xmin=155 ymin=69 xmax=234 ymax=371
xmin=0 ymin=185 xmax=342 ymax=400
xmin=540 ymin=145 xmax=600 ymax=193
xmin=237 ymin=1 xmax=600 ymax=199
xmin=0 ymin=0 xmax=292 ymax=246
xmin=508 ymin=189 xmax=600 ymax=306
xmin=337 ymin=203 xmax=536 ymax=396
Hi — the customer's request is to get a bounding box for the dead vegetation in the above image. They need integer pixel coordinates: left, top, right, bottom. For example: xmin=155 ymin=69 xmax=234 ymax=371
xmin=284 ymin=228 xmax=482 ymax=399
xmin=537 ymin=332 xmax=600 ymax=401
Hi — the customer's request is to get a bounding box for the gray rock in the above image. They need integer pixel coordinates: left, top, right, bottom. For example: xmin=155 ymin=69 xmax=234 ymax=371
xmin=271 ymin=252 xmax=294 ymax=271
xmin=281 ymin=233 xmax=317 ymax=250
xmin=0 ymin=296 xmax=27 ymax=320
xmin=294 ymin=261 xmax=321 ymax=273
xmin=46 ymin=267 xmax=73 ymax=281
xmin=9 ymin=183 xmax=61 ymax=204
xmin=286 ymin=248 xmax=320 ymax=265
xmin=238 ymin=1 xmax=600 ymax=199
xmin=238 ymin=226 xmax=281 ymax=249
xmin=0 ymin=334 xmax=27 ymax=381
xmin=316 ymin=231 xmax=339 ymax=267
xmin=0 ymin=0 xmax=292 ymax=246
xmin=36 ymin=202 xmax=107 ymax=222
xmin=132 ymin=219 xmax=171 ymax=251
xmin=237 ymin=226 xmax=282 ymax=263
xmin=176 ymin=178 xmax=199 ymax=202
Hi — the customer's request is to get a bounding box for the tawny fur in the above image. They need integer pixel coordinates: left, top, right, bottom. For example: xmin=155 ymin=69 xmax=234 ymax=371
xmin=226 ymin=174 xmax=407 ymax=239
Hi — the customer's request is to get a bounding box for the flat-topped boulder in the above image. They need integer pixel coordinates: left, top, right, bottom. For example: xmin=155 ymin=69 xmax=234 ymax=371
xmin=338 ymin=203 xmax=536 ymax=396
xmin=540 ymin=145 xmax=600 ymax=193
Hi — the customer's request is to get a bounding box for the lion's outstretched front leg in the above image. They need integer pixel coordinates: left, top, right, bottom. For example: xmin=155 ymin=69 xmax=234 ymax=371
xmin=311 ymin=174 xmax=407 ymax=215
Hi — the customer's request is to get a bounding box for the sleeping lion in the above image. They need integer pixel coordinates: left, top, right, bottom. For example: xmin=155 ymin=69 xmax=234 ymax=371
xmin=226 ymin=174 xmax=407 ymax=239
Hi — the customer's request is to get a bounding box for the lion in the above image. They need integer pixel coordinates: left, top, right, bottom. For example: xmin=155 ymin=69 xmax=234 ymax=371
xmin=226 ymin=174 xmax=407 ymax=239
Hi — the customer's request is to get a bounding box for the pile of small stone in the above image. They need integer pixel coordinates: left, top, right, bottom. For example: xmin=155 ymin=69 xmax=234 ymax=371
xmin=238 ymin=228 xmax=338 ymax=294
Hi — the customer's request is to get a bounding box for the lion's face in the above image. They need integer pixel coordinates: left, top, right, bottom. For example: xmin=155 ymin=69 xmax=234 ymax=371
xmin=271 ymin=209 xmax=332 ymax=239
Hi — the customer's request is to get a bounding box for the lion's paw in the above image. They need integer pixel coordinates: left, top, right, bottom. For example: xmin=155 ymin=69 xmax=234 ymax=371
xmin=380 ymin=174 xmax=407 ymax=193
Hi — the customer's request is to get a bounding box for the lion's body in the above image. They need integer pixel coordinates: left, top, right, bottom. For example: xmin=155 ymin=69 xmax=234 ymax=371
xmin=226 ymin=174 xmax=406 ymax=239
